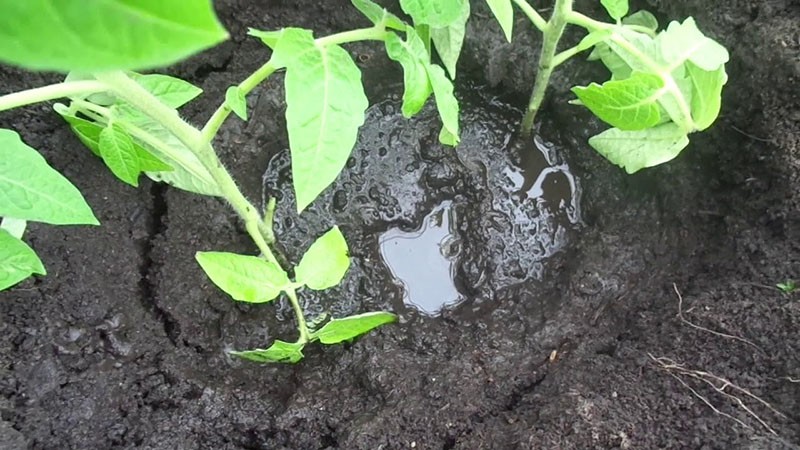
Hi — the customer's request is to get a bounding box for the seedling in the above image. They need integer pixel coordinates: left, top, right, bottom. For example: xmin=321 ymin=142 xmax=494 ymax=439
xmin=777 ymin=280 xmax=796 ymax=294
xmin=485 ymin=0 xmax=730 ymax=172
xmin=0 ymin=0 xmax=468 ymax=362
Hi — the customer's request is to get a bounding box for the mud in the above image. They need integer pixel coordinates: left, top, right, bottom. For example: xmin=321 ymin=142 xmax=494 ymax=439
xmin=0 ymin=0 xmax=798 ymax=449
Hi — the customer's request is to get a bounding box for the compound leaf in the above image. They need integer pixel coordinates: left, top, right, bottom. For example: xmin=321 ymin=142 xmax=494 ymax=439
xmin=225 ymin=86 xmax=248 ymax=121
xmin=431 ymin=0 xmax=470 ymax=78
xmin=231 ymin=340 xmax=305 ymax=364
xmin=588 ymin=123 xmax=690 ymax=174
xmin=385 ymin=28 xmax=433 ymax=117
xmin=485 ymin=0 xmax=514 ymax=42
xmin=656 ymin=17 xmax=729 ymax=71
xmin=313 ymin=311 xmax=397 ymax=344
xmin=0 ymin=229 xmax=46 ymax=291
xmin=426 ymin=64 xmax=460 ymax=146
xmin=400 ymin=0 xmax=465 ymax=27
xmin=273 ymin=29 xmax=369 ymax=212
xmin=295 ymin=226 xmax=350 ymax=291
xmin=0 ymin=0 xmax=228 ymax=72
xmin=572 ymin=72 xmax=664 ymax=130
xmin=686 ymin=61 xmax=727 ymax=131
xmin=196 ymin=251 xmax=290 ymax=303
xmin=601 ymin=0 xmax=629 ymax=22
xmin=350 ymin=0 xmax=406 ymax=30
xmin=0 ymin=129 xmax=98 ymax=225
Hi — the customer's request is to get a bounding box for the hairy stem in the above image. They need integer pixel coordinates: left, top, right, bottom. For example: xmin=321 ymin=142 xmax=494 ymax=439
xmin=93 ymin=71 xmax=279 ymax=265
xmin=0 ymin=81 xmax=107 ymax=113
xmin=520 ymin=0 xmax=573 ymax=136
xmin=286 ymin=288 xmax=311 ymax=343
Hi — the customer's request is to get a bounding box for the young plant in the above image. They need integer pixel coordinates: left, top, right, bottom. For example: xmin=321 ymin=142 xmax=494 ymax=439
xmin=777 ymin=280 xmax=796 ymax=295
xmin=485 ymin=0 xmax=730 ymax=173
xmin=0 ymin=0 xmax=466 ymax=362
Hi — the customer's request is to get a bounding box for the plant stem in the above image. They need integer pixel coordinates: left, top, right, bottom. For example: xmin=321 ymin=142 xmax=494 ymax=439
xmin=0 ymin=81 xmax=107 ymax=113
xmin=286 ymin=288 xmax=311 ymax=343
xmin=199 ymin=60 xmax=277 ymax=144
xmin=93 ymin=71 xmax=280 ymax=265
xmin=520 ymin=0 xmax=573 ymax=136
xmin=199 ymin=24 xmax=388 ymax=146
xmin=512 ymin=0 xmax=547 ymax=32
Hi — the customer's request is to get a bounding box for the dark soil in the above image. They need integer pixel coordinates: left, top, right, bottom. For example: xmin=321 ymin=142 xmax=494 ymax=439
xmin=1 ymin=0 xmax=798 ymax=449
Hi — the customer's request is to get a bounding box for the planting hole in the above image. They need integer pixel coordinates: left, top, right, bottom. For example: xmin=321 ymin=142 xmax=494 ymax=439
xmin=379 ymin=201 xmax=460 ymax=315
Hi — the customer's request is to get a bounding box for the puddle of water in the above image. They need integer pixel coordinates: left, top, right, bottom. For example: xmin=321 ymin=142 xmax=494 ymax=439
xmin=379 ymin=201 xmax=460 ymax=315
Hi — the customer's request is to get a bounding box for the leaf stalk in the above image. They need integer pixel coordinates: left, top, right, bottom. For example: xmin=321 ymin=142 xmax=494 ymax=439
xmin=0 ymin=81 xmax=108 ymax=113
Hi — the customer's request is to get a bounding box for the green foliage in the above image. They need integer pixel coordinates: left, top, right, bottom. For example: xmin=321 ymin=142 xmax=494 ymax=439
xmin=312 ymin=312 xmax=397 ymax=344
xmin=231 ymin=340 xmax=305 ymax=364
xmin=0 ymin=229 xmax=46 ymax=291
xmin=225 ymin=86 xmax=248 ymax=121
xmin=0 ymin=129 xmax=98 ymax=225
xmin=196 ymin=252 xmax=290 ymax=303
xmin=431 ymin=0 xmax=470 ymax=78
xmin=54 ymin=74 xmax=222 ymax=197
xmin=268 ymin=28 xmax=369 ymax=213
xmin=400 ymin=0 xmax=466 ymax=28
xmin=777 ymin=281 xmax=796 ymax=294
xmin=295 ymin=227 xmax=351 ymax=291
xmin=98 ymin=124 xmax=172 ymax=186
xmin=0 ymin=0 xmax=228 ymax=72
xmin=600 ymin=0 xmax=629 ymax=22
xmin=572 ymin=72 xmax=664 ymax=131
xmin=385 ymin=28 xmax=434 ymax=117
xmin=588 ymin=123 xmax=690 ymax=174
xmin=350 ymin=0 xmax=406 ymax=30
xmin=485 ymin=0 xmax=514 ymax=42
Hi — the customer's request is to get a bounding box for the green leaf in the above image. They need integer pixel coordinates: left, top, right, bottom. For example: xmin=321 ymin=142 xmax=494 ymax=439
xmin=601 ymin=0 xmax=629 ymax=22
xmin=588 ymin=43 xmax=633 ymax=80
xmin=623 ymin=10 xmax=658 ymax=31
xmin=134 ymin=119 xmax=223 ymax=197
xmin=0 ymin=0 xmax=228 ymax=72
xmin=0 ymin=229 xmax=46 ymax=291
xmin=426 ymin=64 xmax=460 ymax=146
xmin=576 ymin=30 xmax=613 ymax=54
xmin=485 ymin=0 xmax=514 ymax=42
xmin=385 ymin=28 xmax=434 ymax=117
xmin=400 ymin=0 xmax=466 ymax=27
xmin=777 ymin=281 xmax=796 ymax=294
xmin=99 ymin=125 xmax=143 ymax=186
xmin=313 ymin=311 xmax=397 ymax=344
xmin=295 ymin=226 xmax=351 ymax=291
xmin=588 ymin=123 xmax=690 ymax=174
xmin=656 ymin=18 xmax=729 ymax=71
xmin=54 ymin=104 xmax=104 ymax=157
xmin=230 ymin=340 xmax=305 ymax=364
xmin=272 ymin=29 xmax=369 ymax=213
xmin=0 ymin=217 xmax=26 ymax=239
xmin=248 ymin=28 xmax=284 ymax=50
xmin=431 ymin=0 xmax=470 ymax=78
xmin=115 ymin=74 xmax=203 ymax=122
xmin=572 ymin=72 xmax=665 ymax=131
xmin=196 ymin=251 xmax=290 ymax=303
xmin=686 ymin=61 xmax=727 ymax=131
xmin=350 ymin=0 xmax=407 ymax=30
xmin=0 ymin=129 xmax=98 ymax=225
xmin=225 ymin=86 xmax=248 ymax=121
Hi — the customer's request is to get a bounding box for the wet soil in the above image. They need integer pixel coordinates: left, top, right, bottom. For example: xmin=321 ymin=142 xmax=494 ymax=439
xmin=1 ymin=0 xmax=798 ymax=449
